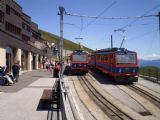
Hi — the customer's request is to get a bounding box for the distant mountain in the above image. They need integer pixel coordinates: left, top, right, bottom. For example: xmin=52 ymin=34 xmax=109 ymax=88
xmin=139 ymin=59 xmax=160 ymax=67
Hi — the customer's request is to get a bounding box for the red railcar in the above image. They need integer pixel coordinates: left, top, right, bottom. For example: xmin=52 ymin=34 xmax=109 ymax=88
xmin=88 ymin=48 xmax=139 ymax=83
xmin=70 ymin=50 xmax=89 ymax=74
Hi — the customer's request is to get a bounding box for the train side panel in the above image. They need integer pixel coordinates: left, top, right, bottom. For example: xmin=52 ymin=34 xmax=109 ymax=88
xmin=88 ymin=54 xmax=96 ymax=68
xmin=90 ymin=48 xmax=139 ymax=83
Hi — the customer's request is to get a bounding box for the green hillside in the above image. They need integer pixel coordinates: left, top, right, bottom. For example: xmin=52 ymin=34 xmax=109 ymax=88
xmin=39 ymin=30 xmax=93 ymax=53
xmin=140 ymin=66 xmax=160 ymax=78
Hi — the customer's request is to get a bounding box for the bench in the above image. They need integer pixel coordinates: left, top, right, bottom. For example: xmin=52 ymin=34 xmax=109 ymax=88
xmin=40 ymin=89 xmax=57 ymax=104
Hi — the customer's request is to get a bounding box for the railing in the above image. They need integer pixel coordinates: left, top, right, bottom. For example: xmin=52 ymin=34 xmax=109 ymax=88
xmin=139 ymin=68 xmax=160 ymax=84
xmin=60 ymin=79 xmax=75 ymax=120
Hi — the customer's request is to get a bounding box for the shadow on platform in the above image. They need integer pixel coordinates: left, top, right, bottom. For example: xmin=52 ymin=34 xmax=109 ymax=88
xmin=37 ymin=100 xmax=61 ymax=120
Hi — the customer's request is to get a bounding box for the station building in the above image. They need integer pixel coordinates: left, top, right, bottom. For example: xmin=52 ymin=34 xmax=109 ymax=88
xmin=0 ymin=0 xmax=51 ymax=73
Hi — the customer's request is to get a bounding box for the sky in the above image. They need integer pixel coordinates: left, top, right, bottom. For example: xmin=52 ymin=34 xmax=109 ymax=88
xmin=16 ymin=0 xmax=160 ymax=60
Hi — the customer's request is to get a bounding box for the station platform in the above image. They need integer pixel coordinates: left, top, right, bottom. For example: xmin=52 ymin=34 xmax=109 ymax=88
xmin=0 ymin=69 xmax=61 ymax=120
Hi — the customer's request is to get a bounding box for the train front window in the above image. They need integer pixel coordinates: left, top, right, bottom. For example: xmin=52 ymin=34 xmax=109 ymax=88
xmin=116 ymin=54 xmax=136 ymax=64
xmin=72 ymin=55 xmax=87 ymax=62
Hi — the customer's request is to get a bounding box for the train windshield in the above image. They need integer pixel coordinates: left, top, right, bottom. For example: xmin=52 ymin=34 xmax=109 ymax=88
xmin=116 ymin=53 xmax=136 ymax=64
xmin=72 ymin=55 xmax=87 ymax=62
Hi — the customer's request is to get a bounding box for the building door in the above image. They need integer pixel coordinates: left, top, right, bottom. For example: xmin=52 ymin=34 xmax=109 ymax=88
xmin=6 ymin=47 xmax=13 ymax=72
xmin=21 ymin=50 xmax=28 ymax=70
xmin=32 ymin=53 xmax=36 ymax=69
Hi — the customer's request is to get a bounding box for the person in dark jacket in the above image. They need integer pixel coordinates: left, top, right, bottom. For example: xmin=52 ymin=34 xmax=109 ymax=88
xmin=12 ymin=60 xmax=20 ymax=82
xmin=53 ymin=62 xmax=60 ymax=78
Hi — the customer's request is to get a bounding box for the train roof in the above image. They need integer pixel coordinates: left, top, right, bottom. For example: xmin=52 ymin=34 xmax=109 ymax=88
xmin=95 ymin=48 xmax=136 ymax=54
xmin=72 ymin=50 xmax=87 ymax=55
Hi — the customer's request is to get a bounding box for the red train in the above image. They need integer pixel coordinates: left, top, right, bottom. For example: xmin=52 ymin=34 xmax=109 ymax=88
xmin=89 ymin=48 xmax=139 ymax=83
xmin=70 ymin=50 xmax=89 ymax=74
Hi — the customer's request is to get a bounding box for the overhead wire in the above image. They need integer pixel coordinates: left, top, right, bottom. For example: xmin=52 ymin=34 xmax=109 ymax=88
xmin=64 ymin=22 xmax=157 ymax=27
xmin=119 ymin=3 xmax=160 ymax=30
xmin=113 ymin=4 xmax=160 ymax=49
xmin=65 ymin=1 xmax=117 ymax=44
xmin=64 ymin=22 xmax=81 ymax=30
xmin=79 ymin=17 xmax=83 ymax=37
xmin=82 ymin=1 xmax=117 ymax=30
xmin=63 ymin=3 xmax=159 ymax=50
xmin=140 ymin=29 xmax=159 ymax=56
xmin=129 ymin=28 xmax=159 ymax=40
xmin=65 ymin=13 xmax=157 ymax=20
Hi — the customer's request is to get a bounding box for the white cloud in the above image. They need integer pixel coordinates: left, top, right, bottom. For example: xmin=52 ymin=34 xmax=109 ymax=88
xmin=139 ymin=54 xmax=160 ymax=60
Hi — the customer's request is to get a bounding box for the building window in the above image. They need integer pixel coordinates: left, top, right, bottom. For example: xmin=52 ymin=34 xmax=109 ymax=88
xmin=5 ymin=21 xmax=21 ymax=36
xmin=6 ymin=5 xmax=11 ymax=14
xmin=22 ymin=34 xmax=30 ymax=41
xmin=31 ymin=30 xmax=39 ymax=39
xmin=6 ymin=5 xmax=21 ymax=17
xmin=0 ymin=10 xmax=5 ymax=23
xmin=22 ymin=22 xmax=30 ymax=32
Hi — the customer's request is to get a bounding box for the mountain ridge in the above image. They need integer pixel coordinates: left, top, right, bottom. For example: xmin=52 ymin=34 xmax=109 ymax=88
xmin=138 ymin=59 xmax=160 ymax=67
xmin=39 ymin=29 xmax=93 ymax=53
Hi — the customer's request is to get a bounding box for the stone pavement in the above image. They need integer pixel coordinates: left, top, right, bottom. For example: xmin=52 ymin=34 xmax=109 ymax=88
xmin=0 ymin=69 xmax=53 ymax=92
xmin=0 ymin=69 xmax=61 ymax=120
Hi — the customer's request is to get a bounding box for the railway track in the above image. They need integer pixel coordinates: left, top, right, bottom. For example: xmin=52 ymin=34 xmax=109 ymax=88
xmin=71 ymin=76 xmax=110 ymax=120
xmin=71 ymin=79 xmax=96 ymax=120
xmin=78 ymin=76 xmax=133 ymax=120
xmin=127 ymin=85 xmax=160 ymax=109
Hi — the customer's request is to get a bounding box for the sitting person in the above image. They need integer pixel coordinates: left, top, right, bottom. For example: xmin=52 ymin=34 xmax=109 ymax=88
xmin=0 ymin=66 xmax=14 ymax=85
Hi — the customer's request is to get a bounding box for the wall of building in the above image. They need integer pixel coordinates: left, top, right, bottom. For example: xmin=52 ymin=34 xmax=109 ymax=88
xmin=0 ymin=0 xmax=54 ymax=72
xmin=0 ymin=46 xmax=6 ymax=66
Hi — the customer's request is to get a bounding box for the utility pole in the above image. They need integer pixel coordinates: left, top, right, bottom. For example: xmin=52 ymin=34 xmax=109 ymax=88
xmin=59 ymin=6 xmax=65 ymax=78
xmin=159 ymin=12 xmax=160 ymax=37
xmin=111 ymin=35 xmax=113 ymax=48
xmin=158 ymin=12 xmax=160 ymax=82
xmin=56 ymin=6 xmax=65 ymax=110
xmin=158 ymin=12 xmax=160 ymax=49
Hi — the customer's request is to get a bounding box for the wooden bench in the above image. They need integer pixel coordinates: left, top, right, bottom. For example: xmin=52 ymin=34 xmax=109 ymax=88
xmin=40 ymin=89 xmax=57 ymax=104
xmin=41 ymin=89 xmax=53 ymax=103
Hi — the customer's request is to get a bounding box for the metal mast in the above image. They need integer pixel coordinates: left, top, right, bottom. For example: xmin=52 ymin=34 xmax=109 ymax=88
xmin=111 ymin=35 xmax=113 ymax=48
xmin=158 ymin=12 xmax=160 ymax=83
xmin=56 ymin=6 xmax=65 ymax=110
xmin=59 ymin=6 xmax=65 ymax=78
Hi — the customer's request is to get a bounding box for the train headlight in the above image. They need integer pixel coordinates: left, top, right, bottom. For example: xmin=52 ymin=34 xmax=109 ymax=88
xmin=119 ymin=68 xmax=122 ymax=73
